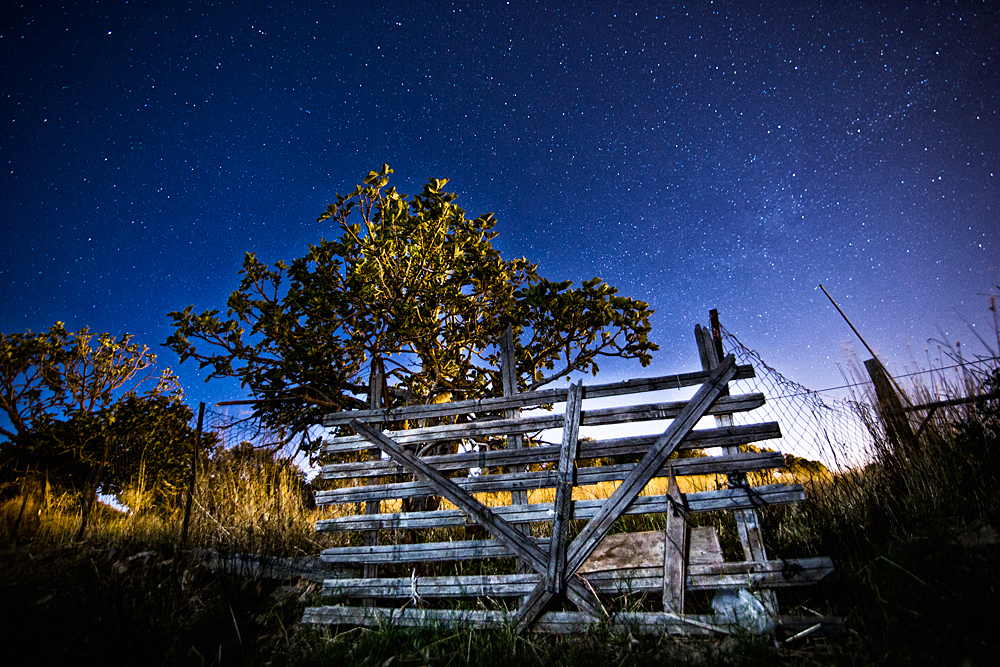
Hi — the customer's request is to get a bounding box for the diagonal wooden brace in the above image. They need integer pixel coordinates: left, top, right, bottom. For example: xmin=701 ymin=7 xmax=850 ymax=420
xmin=512 ymin=355 xmax=739 ymax=632
xmin=349 ymin=419 xmax=605 ymax=622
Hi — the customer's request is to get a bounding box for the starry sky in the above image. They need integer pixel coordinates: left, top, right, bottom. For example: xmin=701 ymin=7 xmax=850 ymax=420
xmin=2 ymin=1 xmax=998 ymax=410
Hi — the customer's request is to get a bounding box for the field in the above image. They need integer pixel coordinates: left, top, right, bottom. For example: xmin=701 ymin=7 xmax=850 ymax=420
xmin=2 ymin=359 xmax=998 ymax=666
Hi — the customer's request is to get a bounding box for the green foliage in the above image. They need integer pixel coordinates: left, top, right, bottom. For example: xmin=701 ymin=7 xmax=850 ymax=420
xmin=0 ymin=322 xmax=177 ymax=437
xmin=166 ymin=166 xmax=657 ymax=447
xmin=0 ymin=323 xmax=195 ymax=505
xmin=103 ymin=394 xmax=204 ymax=501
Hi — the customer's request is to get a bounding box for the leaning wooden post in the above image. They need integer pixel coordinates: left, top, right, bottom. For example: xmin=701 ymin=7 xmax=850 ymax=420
xmin=181 ymin=402 xmax=205 ymax=548
xmin=696 ymin=316 xmax=778 ymax=617
xmin=500 ymin=325 xmax=531 ymax=573
xmin=864 ymin=358 xmax=917 ymax=451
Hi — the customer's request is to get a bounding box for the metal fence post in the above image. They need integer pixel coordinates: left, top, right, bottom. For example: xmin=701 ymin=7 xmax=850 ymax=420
xmin=181 ymin=402 xmax=205 ymax=548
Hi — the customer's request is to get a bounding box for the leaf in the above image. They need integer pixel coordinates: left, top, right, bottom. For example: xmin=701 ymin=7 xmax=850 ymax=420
xmin=158 ymin=166 xmax=657 ymax=451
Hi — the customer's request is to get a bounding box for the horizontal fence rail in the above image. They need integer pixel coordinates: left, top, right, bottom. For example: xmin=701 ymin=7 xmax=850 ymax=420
xmin=321 ymin=394 xmax=766 ymax=454
xmin=301 ymin=607 xmax=844 ymax=638
xmin=304 ymin=333 xmax=840 ymax=637
xmin=320 ymin=557 xmax=836 ymax=598
xmin=316 ymin=450 xmax=785 ymax=505
xmin=315 ymin=484 xmax=806 ymax=533
xmin=322 ymin=366 xmax=757 ymax=427
xmin=320 ymin=422 xmax=782 ymax=479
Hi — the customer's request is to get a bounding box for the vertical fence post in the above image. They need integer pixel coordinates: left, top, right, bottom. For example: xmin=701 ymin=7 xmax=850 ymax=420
xmin=661 ymin=469 xmax=687 ymax=614
xmin=363 ymin=360 xmax=384 ymax=600
xmin=181 ymin=401 xmax=205 ymax=548
xmin=500 ymin=325 xmax=532 ymax=574
xmin=864 ymin=358 xmax=917 ymax=450
xmin=11 ymin=464 xmax=35 ymax=541
xmin=696 ymin=314 xmax=778 ymax=617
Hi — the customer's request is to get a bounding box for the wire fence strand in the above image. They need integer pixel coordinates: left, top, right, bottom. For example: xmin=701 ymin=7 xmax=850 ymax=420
xmin=720 ymin=327 xmax=876 ymax=471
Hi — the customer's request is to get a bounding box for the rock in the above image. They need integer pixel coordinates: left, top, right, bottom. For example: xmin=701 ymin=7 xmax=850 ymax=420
xmin=956 ymin=522 xmax=1000 ymax=549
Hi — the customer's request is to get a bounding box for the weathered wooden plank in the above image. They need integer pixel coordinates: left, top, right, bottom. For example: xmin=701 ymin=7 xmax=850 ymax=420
xmin=320 ymin=451 xmax=786 ymax=507
xmin=500 ymin=325 xmax=531 ymax=573
xmin=560 ymin=357 xmax=736 ymax=579
xmin=320 ymin=538 xmax=548 ymax=564
xmin=302 ymin=606 xmax=714 ymax=635
xmin=315 ymin=450 xmax=785 ymax=505
xmin=350 ymin=420 xmax=606 ymax=620
xmin=733 ymin=504 xmax=770 ymax=566
xmin=578 ymin=568 xmax=665 ymax=594
xmin=576 ymin=422 xmax=780 ymax=459
xmin=321 ymin=393 xmax=766 ymax=454
xmin=546 ymin=381 xmax=582 ymax=593
xmin=301 ymin=606 xmax=841 ymax=638
xmin=321 ymin=422 xmax=782 ymax=480
xmin=517 ymin=356 xmax=739 ymax=632
xmin=577 ymin=365 xmax=755 ymax=400
xmin=688 ymin=526 xmax=724 ymax=566
xmin=316 ymin=483 xmax=806 ymax=532
xmin=303 ymin=605 xmax=510 ymax=629
xmin=322 ymin=366 xmax=757 ymax=427
xmin=576 ymin=531 xmax=665 ymax=573
xmin=680 ymin=484 xmax=805 ymax=512
xmin=322 ymin=574 xmax=541 ymax=598
xmin=580 ymin=397 xmax=764 ymax=428
xmin=662 ymin=473 xmax=687 ymax=613
xmin=687 ymin=556 xmax=835 ymax=589
xmin=318 ymin=557 xmax=835 ymax=598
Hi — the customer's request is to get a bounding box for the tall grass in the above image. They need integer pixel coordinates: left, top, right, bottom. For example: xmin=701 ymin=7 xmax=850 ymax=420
xmin=3 ymin=316 xmax=1000 ymax=664
xmin=0 ymin=444 xmax=341 ymax=555
xmin=183 ymin=446 xmax=335 ymax=556
xmin=764 ymin=342 xmax=1000 ymax=664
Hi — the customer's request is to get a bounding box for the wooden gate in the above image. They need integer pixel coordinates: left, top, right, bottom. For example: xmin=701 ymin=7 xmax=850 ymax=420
xmin=303 ymin=323 xmax=841 ymax=637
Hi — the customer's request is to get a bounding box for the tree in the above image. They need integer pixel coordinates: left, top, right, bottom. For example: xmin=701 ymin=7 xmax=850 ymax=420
xmin=100 ymin=393 xmax=207 ymax=504
xmin=0 ymin=322 xmax=173 ymax=441
xmin=0 ymin=323 xmax=195 ymax=533
xmin=166 ymin=165 xmax=658 ymax=452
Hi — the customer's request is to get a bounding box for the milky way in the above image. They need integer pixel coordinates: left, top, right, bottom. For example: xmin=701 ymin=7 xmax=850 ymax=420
xmin=2 ymin=1 xmax=997 ymax=407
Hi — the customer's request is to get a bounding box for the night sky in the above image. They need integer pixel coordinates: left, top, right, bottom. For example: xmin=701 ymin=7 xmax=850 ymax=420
xmin=3 ymin=1 xmax=998 ymax=410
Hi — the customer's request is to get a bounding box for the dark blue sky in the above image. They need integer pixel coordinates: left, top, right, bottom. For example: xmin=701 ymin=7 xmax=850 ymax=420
xmin=2 ymin=1 xmax=997 ymax=408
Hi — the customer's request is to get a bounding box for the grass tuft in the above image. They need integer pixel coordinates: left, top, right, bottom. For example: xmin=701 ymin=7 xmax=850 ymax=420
xmin=3 ymin=317 xmax=1000 ymax=664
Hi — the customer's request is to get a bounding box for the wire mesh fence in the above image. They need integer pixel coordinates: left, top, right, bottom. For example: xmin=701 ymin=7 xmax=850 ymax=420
xmin=202 ymin=407 xmax=305 ymax=459
xmin=720 ymin=327 xmax=877 ymax=472
xmin=8 ymin=317 xmax=996 ymax=549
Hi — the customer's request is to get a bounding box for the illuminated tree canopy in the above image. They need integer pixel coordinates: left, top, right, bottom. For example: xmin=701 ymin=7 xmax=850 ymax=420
xmin=166 ymin=165 xmax=658 ymax=449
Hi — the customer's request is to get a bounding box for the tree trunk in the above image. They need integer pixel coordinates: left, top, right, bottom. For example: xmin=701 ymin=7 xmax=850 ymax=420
xmin=76 ymin=437 xmax=111 ymax=542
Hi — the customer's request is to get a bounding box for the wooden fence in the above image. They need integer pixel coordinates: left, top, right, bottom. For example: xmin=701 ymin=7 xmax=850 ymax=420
xmin=302 ymin=320 xmax=841 ymax=637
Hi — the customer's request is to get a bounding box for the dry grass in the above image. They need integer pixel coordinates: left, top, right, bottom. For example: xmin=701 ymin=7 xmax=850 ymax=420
xmin=1 ymin=451 xmax=347 ymax=555
xmin=3 ymin=311 xmax=998 ymax=665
